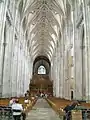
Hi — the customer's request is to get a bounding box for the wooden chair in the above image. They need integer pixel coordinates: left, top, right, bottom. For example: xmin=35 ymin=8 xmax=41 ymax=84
xmin=71 ymin=110 xmax=82 ymax=120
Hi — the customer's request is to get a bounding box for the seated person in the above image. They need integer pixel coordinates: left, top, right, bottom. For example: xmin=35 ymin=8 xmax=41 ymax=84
xmin=63 ymin=101 xmax=78 ymax=120
xmin=12 ymin=99 xmax=23 ymax=120
xmin=31 ymin=96 xmax=35 ymax=101
xmin=24 ymin=98 xmax=29 ymax=104
xmin=64 ymin=101 xmax=78 ymax=112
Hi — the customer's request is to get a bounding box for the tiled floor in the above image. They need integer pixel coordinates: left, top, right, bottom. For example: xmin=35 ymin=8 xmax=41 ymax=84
xmin=26 ymin=98 xmax=60 ymax=120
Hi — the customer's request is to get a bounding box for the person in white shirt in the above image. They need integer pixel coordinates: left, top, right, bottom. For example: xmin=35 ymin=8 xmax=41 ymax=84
xmin=12 ymin=99 xmax=23 ymax=120
xmin=24 ymin=98 xmax=29 ymax=104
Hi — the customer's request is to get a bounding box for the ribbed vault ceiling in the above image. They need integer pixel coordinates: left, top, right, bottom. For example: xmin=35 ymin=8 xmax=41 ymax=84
xmin=19 ymin=0 xmax=66 ymax=61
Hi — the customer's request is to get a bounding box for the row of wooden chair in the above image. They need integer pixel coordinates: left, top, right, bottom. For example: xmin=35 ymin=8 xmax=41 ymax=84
xmin=46 ymin=97 xmax=90 ymax=120
xmin=0 ymin=97 xmax=37 ymax=119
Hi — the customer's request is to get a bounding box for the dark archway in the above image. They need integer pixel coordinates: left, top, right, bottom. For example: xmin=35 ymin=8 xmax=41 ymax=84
xmin=33 ymin=56 xmax=51 ymax=75
xmin=30 ymin=56 xmax=53 ymax=95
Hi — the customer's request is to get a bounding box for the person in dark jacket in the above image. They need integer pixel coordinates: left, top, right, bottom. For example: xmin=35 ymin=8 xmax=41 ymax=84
xmin=63 ymin=101 xmax=78 ymax=120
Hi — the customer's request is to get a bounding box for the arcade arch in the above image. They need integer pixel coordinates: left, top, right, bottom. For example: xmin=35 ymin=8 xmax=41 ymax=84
xmin=33 ymin=56 xmax=51 ymax=75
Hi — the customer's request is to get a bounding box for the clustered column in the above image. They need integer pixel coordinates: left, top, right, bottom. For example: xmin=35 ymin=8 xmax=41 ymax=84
xmin=0 ymin=1 xmax=33 ymax=97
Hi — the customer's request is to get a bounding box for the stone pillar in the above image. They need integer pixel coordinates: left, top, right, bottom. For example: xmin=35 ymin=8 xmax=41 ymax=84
xmin=16 ymin=26 xmax=22 ymax=96
xmin=55 ymin=43 xmax=60 ymax=97
xmin=52 ymin=55 xmax=56 ymax=96
xmin=11 ymin=11 xmax=19 ymax=97
xmin=2 ymin=22 xmax=13 ymax=97
xmin=60 ymin=32 xmax=64 ymax=98
xmin=82 ymin=0 xmax=90 ymax=101
xmin=0 ymin=0 xmax=9 ymax=97
xmin=59 ymin=39 xmax=63 ymax=98
xmin=74 ymin=12 xmax=83 ymax=99
xmin=71 ymin=1 xmax=83 ymax=100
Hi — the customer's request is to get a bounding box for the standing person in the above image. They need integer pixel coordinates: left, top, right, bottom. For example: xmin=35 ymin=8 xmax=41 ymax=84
xmin=12 ymin=99 xmax=23 ymax=120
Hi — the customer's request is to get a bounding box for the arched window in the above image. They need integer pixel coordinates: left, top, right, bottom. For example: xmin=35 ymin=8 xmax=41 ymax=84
xmin=38 ymin=65 xmax=46 ymax=74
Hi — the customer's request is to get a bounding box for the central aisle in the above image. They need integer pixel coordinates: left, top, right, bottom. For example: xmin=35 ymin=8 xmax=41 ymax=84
xmin=26 ymin=98 xmax=60 ymax=120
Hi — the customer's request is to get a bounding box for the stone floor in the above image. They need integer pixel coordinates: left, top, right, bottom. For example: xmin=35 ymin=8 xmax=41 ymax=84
xmin=26 ymin=98 xmax=60 ymax=120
